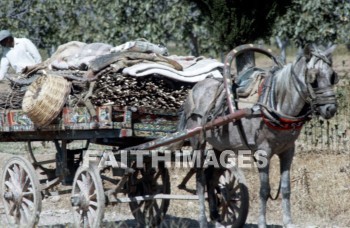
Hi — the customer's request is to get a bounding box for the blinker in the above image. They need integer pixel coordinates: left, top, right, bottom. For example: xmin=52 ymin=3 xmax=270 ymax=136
xmin=331 ymin=72 xmax=339 ymax=85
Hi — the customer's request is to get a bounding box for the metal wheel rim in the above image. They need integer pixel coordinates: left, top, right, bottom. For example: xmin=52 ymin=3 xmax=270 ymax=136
xmin=71 ymin=166 xmax=105 ymax=228
xmin=1 ymin=156 xmax=41 ymax=226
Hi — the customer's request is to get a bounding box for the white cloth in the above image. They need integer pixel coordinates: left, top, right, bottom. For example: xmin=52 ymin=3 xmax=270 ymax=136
xmin=111 ymin=40 xmax=168 ymax=56
xmin=0 ymin=37 xmax=42 ymax=79
xmin=122 ymin=59 xmax=223 ymax=83
xmin=49 ymin=42 xmax=112 ymax=70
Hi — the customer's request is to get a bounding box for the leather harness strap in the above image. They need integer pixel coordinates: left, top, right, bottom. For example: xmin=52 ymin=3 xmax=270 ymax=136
xmin=257 ymin=65 xmax=311 ymax=131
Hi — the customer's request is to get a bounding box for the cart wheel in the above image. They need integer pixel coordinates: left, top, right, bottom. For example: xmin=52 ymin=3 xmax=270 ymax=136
xmin=213 ymin=168 xmax=249 ymax=227
xmin=27 ymin=141 xmax=56 ymax=174
xmin=128 ymin=162 xmax=170 ymax=227
xmin=27 ymin=140 xmax=86 ymax=172
xmin=1 ymin=155 xmax=42 ymax=227
xmin=71 ymin=165 xmax=105 ymax=228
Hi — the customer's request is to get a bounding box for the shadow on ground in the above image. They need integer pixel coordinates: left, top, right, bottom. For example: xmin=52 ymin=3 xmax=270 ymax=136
xmin=37 ymin=216 xmax=283 ymax=228
xmin=244 ymin=224 xmax=283 ymax=228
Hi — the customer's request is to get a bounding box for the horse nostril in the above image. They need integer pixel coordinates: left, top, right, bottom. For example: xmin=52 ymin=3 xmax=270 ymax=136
xmin=327 ymin=105 xmax=337 ymax=116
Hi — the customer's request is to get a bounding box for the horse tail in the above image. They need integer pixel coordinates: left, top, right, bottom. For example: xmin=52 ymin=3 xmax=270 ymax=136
xmin=177 ymin=106 xmax=187 ymax=132
xmin=166 ymin=106 xmax=187 ymax=150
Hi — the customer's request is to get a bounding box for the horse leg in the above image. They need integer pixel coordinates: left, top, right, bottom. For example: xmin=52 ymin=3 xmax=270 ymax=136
xmin=279 ymin=147 xmax=295 ymax=227
xmin=196 ymin=145 xmax=208 ymax=228
xmin=185 ymin=113 xmax=209 ymax=227
xmin=257 ymin=151 xmax=270 ymax=228
xmin=205 ymin=165 xmax=219 ymax=222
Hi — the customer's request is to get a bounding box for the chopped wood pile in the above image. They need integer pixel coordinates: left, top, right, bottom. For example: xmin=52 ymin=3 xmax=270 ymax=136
xmin=0 ymin=70 xmax=193 ymax=111
xmin=90 ymin=72 xmax=192 ymax=110
xmin=0 ymin=87 xmax=25 ymax=109
xmin=0 ymin=41 xmax=224 ymax=112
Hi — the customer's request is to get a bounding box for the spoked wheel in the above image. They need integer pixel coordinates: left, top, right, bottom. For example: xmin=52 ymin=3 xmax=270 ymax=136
xmin=71 ymin=166 xmax=105 ymax=228
xmin=212 ymin=168 xmax=249 ymax=228
xmin=27 ymin=141 xmax=57 ymax=177
xmin=27 ymin=140 xmax=86 ymax=178
xmin=128 ymin=161 xmax=170 ymax=227
xmin=1 ymin=156 xmax=42 ymax=227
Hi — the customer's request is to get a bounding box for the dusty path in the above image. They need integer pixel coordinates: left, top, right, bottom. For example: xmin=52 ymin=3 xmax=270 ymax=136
xmin=0 ymin=146 xmax=349 ymax=227
xmin=0 ymin=150 xmax=284 ymax=228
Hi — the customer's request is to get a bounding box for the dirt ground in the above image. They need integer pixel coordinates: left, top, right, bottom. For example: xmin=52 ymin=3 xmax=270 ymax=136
xmin=0 ymin=46 xmax=349 ymax=227
xmin=0 ymin=146 xmax=349 ymax=227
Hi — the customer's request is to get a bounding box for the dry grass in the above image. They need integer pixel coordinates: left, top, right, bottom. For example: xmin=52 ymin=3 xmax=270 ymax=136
xmin=0 ymin=142 xmax=349 ymax=226
xmin=0 ymin=139 xmax=348 ymax=227
xmin=244 ymin=152 xmax=350 ymax=226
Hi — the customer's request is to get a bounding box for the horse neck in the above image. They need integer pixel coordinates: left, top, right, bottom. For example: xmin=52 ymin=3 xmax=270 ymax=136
xmin=273 ymin=57 xmax=308 ymax=117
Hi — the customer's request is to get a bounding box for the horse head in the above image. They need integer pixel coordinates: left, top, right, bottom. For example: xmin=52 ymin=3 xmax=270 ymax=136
xmin=304 ymin=44 xmax=338 ymax=119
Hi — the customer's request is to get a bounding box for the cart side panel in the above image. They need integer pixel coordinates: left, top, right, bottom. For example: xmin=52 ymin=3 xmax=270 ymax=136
xmin=0 ymin=105 xmax=179 ymax=143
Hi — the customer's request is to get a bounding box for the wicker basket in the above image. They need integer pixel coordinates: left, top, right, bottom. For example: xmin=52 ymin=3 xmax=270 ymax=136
xmin=22 ymin=75 xmax=71 ymax=127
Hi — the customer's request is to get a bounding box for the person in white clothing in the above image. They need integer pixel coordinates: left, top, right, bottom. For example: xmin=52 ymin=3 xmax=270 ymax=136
xmin=0 ymin=30 xmax=42 ymax=80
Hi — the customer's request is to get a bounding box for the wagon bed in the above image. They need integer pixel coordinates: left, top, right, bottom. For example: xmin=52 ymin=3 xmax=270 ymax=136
xmin=0 ymin=105 xmax=179 ymax=145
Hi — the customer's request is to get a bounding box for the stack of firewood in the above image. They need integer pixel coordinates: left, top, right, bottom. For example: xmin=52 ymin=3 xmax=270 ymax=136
xmin=0 ymin=71 xmax=193 ymax=111
xmin=90 ymin=72 xmax=192 ymax=110
xmin=0 ymin=88 xmax=25 ymax=109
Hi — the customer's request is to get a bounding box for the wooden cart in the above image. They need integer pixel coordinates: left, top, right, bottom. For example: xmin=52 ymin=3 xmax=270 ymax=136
xmin=0 ymin=44 xmax=281 ymax=227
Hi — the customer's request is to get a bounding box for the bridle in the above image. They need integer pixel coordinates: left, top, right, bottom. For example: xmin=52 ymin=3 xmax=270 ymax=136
xmin=291 ymin=51 xmax=338 ymax=114
xmin=259 ymin=51 xmax=337 ymax=131
xmin=221 ymin=44 xmax=337 ymax=132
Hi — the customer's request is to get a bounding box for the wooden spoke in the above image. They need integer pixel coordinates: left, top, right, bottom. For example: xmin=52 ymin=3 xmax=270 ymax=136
xmin=9 ymin=201 xmax=16 ymax=216
xmin=5 ymin=180 xmax=16 ymax=191
xmin=1 ymin=156 xmax=41 ymax=227
xmin=22 ymin=197 xmax=35 ymax=208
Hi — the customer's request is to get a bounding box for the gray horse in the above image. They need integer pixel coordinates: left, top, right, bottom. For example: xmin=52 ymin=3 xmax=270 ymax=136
xmin=177 ymin=45 xmax=338 ymax=227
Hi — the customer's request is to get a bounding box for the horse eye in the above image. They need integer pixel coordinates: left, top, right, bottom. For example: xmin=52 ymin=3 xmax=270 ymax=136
xmin=331 ymin=72 xmax=339 ymax=85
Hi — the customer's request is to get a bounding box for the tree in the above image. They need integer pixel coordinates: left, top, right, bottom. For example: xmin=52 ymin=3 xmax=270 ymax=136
xmin=273 ymin=0 xmax=350 ymax=47
xmin=0 ymin=0 xmax=294 ymax=58
xmin=0 ymin=0 xmax=34 ymax=38
xmin=0 ymin=0 xmax=205 ymax=56
xmin=187 ymin=0 xmax=293 ymax=54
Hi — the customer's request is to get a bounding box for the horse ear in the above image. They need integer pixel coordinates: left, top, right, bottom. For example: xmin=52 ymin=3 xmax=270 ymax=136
xmin=323 ymin=44 xmax=337 ymax=59
xmin=303 ymin=44 xmax=312 ymax=61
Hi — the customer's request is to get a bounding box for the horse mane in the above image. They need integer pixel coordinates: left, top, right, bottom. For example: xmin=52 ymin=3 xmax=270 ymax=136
xmin=271 ymin=55 xmax=308 ymax=113
xmin=274 ymin=63 xmax=293 ymax=96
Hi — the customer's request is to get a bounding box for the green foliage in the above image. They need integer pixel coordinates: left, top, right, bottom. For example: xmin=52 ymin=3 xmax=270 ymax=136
xmin=0 ymin=0 xmax=204 ymax=53
xmin=274 ymin=0 xmax=350 ymax=47
xmin=189 ymin=0 xmax=292 ymax=53
xmin=0 ymin=0 xmax=293 ymax=56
